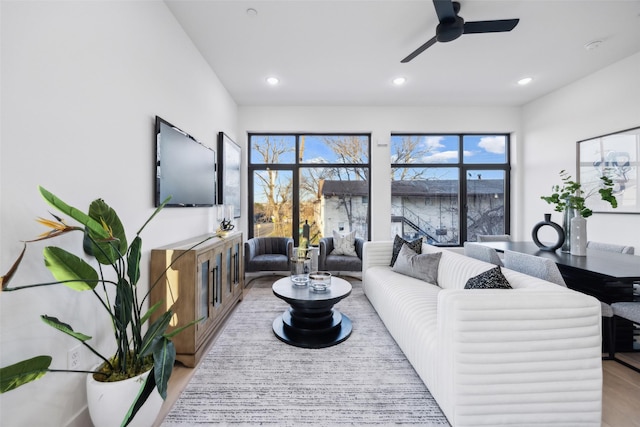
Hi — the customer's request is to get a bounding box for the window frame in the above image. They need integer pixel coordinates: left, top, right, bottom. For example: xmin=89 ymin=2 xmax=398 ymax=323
xmin=248 ymin=132 xmax=372 ymax=245
xmin=390 ymin=133 xmax=511 ymax=245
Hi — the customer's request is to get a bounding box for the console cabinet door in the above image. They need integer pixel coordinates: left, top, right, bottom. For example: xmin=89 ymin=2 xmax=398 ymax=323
xmin=195 ymin=251 xmax=215 ymax=343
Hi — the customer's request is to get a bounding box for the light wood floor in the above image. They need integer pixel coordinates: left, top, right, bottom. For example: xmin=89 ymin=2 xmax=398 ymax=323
xmin=153 ymin=286 xmax=640 ymax=427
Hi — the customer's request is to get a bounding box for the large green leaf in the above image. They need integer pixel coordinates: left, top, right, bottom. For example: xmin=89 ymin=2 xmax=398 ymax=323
xmin=41 ymin=315 xmax=92 ymax=341
xmin=43 ymin=246 xmax=98 ymax=291
xmin=114 ymin=278 xmax=133 ymax=332
xmin=140 ymin=311 xmax=172 ymax=357
xmin=38 ymin=187 xmax=108 ymax=239
xmin=88 ymin=198 xmax=127 ymax=265
xmin=121 ymin=367 xmax=157 ymax=427
xmin=127 ymin=236 xmax=142 ymax=286
xmin=0 ymin=356 xmax=52 ymax=393
xmin=153 ymin=338 xmax=175 ymax=399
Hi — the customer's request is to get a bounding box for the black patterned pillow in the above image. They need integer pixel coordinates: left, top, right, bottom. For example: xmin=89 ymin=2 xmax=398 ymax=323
xmin=464 ymin=266 xmax=512 ymax=289
xmin=390 ymin=235 xmax=423 ymax=267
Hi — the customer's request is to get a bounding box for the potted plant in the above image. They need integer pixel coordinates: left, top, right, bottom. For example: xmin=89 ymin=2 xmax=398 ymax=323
xmin=540 ymin=169 xmax=617 ymax=218
xmin=541 ymin=170 xmax=617 ymax=254
xmin=0 ymin=186 xmax=209 ymax=426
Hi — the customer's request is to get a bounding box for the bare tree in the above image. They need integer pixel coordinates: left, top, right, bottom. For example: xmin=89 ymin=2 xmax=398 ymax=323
xmin=320 ymin=136 xmax=369 ymax=234
xmin=391 ymin=136 xmax=439 ymax=180
xmin=252 ymin=136 xmax=294 ymax=236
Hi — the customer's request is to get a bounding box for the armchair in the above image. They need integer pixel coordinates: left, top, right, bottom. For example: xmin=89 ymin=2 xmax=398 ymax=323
xmin=244 ymin=237 xmax=294 ymax=273
xmin=318 ymin=236 xmax=364 ymax=275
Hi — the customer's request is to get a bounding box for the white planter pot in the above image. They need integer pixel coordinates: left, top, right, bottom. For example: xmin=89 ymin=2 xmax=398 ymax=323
xmin=86 ymin=366 xmax=163 ymax=427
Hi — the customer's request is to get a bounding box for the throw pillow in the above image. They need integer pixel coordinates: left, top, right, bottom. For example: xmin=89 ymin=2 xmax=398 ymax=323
xmin=392 ymin=244 xmax=442 ymax=285
xmin=390 ymin=235 xmax=423 ymax=266
xmin=464 ymin=266 xmax=512 ymax=289
xmin=331 ymin=230 xmax=358 ymax=256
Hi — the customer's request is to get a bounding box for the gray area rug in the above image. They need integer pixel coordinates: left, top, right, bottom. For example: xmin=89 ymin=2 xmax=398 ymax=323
xmin=162 ymin=279 xmax=449 ymax=426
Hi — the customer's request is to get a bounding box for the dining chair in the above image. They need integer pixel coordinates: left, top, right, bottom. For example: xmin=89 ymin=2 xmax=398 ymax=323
xmin=610 ymin=302 xmax=640 ymax=373
xmin=463 ymin=242 xmax=503 ymax=266
xmin=586 ymin=241 xmax=635 ymax=255
xmin=585 ymin=241 xmax=636 ymax=357
xmin=476 ymin=234 xmax=512 ymax=242
xmin=503 ymin=249 xmax=616 ymax=359
xmin=503 ymin=250 xmax=566 ymax=286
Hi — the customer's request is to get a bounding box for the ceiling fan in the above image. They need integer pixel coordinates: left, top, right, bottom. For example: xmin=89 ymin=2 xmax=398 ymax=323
xmin=401 ymin=0 xmax=519 ymax=63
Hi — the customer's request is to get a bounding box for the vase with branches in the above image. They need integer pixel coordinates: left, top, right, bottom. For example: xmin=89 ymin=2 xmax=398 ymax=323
xmin=541 ymin=170 xmax=617 ymax=253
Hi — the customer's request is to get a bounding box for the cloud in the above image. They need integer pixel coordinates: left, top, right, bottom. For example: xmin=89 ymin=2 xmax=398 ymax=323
xmin=424 ymin=136 xmax=445 ymax=150
xmin=422 ymin=150 xmax=459 ymax=162
xmin=478 ymin=136 xmax=505 ymax=154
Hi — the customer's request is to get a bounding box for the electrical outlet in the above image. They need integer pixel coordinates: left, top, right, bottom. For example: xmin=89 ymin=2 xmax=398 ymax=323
xmin=67 ymin=345 xmax=81 ymax=370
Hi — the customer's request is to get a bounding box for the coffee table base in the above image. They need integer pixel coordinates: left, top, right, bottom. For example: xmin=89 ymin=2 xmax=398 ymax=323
xmin=272 ymin=309 xmax=352 ymax=349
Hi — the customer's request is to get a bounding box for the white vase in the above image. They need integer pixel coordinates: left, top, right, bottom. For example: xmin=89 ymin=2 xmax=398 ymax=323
xmin=570 ymin=214 xmax=587 ymax=256
xmin=86 ymin=366 xmax=164 ymax=427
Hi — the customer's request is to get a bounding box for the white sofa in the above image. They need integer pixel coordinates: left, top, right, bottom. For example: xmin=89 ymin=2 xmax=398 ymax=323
xmin=362 ymin=241 xmax=603 ymax=427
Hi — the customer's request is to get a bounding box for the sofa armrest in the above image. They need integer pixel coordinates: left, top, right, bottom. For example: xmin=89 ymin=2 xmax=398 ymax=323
xmin=354 ymin=238 xmax=365 ymax=260
xmin=362 ymin=241 xmax=393 ymax=272
xmin=435 ymin=289 xmax=602 ymax=426
xmin=244 ymin=240 xmax=257 ymax=263
xmin=318 ymin=237 xmax=332 ymax=270
xmin=285 ymin=238 xmax=294 ymax=265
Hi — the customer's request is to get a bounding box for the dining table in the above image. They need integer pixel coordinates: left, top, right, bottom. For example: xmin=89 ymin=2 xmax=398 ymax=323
xmin=478 ymin=241 xmax=640 ymax=351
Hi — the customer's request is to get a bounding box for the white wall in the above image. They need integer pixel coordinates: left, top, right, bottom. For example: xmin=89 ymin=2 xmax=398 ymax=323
xmin=238 ymin=106 xmax=522 ymax=241
xmin=0 ymin=1 xmax=237 ymax=426
xmin=521 ymin=52 xmax=640 ymax=248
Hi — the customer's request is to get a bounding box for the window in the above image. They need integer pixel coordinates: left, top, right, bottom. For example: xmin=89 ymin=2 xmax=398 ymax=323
xmin=249 ymin=134 xmax=370 ymax=245
xmin=391 ymin=134 xmax=510 ymax=245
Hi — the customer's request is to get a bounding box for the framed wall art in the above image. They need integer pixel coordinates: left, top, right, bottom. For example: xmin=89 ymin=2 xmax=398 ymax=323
xmin=577 ymin=126 xmax=640 ymax=214
xmin=217 ymin=132 xmax=241 ymax=218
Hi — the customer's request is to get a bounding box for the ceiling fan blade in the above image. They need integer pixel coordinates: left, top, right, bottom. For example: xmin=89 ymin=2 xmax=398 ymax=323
xmin=432 ymin=0 xmax=456 ymax=23
xmin=401 ymin=36 xmax=438 ymax=63
xmin=463 ymin=19 xmax=519 ymax=34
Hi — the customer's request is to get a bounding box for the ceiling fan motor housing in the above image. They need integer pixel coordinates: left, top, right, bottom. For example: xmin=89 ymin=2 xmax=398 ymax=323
xmin=436 ymin=16 xmax=464 ymax=42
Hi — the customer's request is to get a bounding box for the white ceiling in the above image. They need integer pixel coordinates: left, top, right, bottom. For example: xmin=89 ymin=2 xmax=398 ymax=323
xmin=165 ymin=0 xmax=640 ymax=107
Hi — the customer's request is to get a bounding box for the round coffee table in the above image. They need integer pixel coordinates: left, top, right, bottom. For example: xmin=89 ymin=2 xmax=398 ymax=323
xmin=272 ymin=276 xmax=352 ymax=348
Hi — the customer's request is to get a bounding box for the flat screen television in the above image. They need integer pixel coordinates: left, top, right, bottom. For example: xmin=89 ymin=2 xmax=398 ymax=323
xmin=155 ymin=116 xmax=216 ymax=207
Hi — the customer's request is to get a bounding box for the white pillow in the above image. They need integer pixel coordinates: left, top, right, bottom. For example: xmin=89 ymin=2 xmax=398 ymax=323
xmin=331 ymin=230 xmax=357 ymax=256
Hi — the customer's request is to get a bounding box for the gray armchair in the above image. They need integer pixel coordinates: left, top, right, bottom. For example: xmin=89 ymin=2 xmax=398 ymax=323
xmin=244 ymin=237 xmax=294 ymax=272
xmin=318 ymin=237 xmax=365 ymax=274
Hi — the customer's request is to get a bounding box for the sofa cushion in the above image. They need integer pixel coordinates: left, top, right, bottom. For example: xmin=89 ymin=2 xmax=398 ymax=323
xmin=331 ymin=230 xmax=357 ymax=256
xmin=392 ymin=244 xmax=442 ymax=285
xmin=390 ymin=235 xmax=423 ymax=266
xmin=464 ymin=266 xmax=512 ymax=289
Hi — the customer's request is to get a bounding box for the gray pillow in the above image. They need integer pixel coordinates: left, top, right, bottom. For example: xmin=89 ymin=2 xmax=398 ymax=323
xmin=390 ymin=235 xmax=423 ymax=267
xmin=391 ymin=244 xmax=442 ymax=285
xmin=464 ymin=266 xmax=512 ymax=289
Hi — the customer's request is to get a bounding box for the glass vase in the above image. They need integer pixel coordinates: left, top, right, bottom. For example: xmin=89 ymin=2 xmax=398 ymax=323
xmin=290 ymin=247 xmax=310 ymax=286
xmin=561 ymin=206 xmax=575 ymax=253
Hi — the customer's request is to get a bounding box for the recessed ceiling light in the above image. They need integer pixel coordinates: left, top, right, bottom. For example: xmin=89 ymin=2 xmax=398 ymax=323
xmin=584 ymin=40 xmax=602 ymax=51
xmin=517 ymin=77 xmax=533 ymax=86
xmin=246 ymin=8 xmax=257 ymax=16
xmin=393 ymin=77 xmax=407 ymax=86
xmin=266 ymin=76 xmax=279 ymax=85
